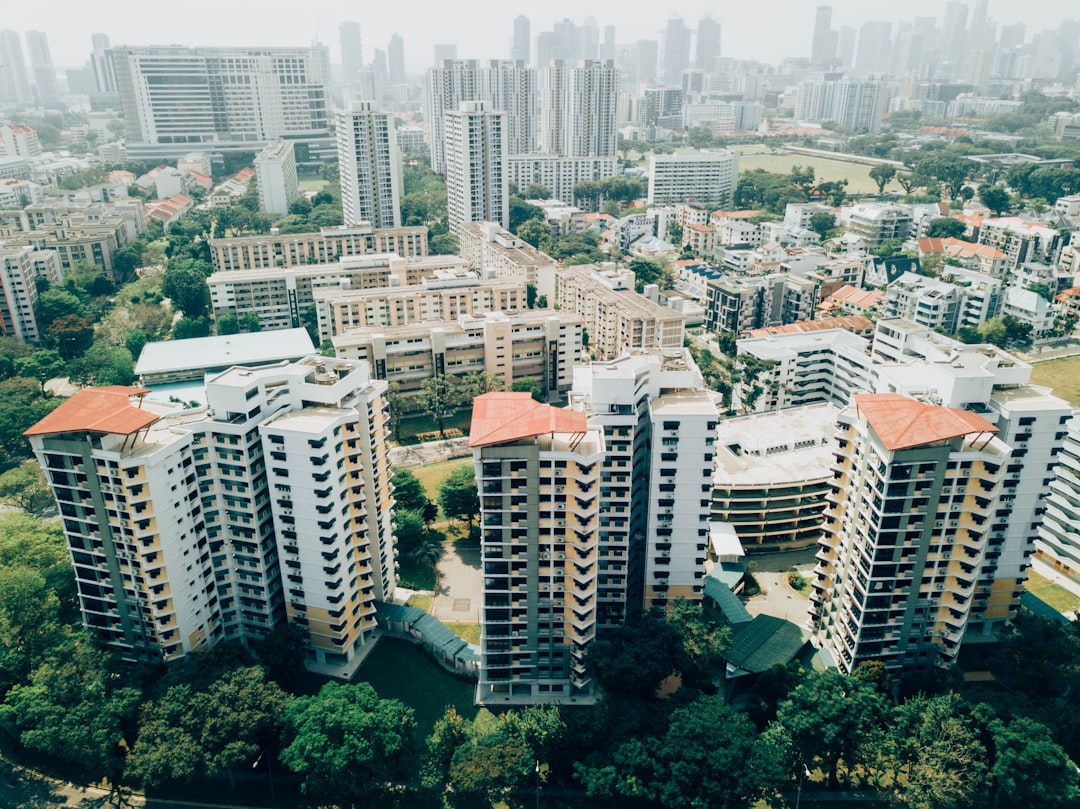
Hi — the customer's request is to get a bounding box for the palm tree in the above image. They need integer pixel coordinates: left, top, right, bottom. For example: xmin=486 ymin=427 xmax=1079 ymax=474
xmin=410 ymin=537 xmax=443 ymax=569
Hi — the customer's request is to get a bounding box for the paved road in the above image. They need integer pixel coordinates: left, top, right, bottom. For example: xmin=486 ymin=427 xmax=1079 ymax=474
xmin=744 ymin=547 xmax=818 ymax=627
xmin=432 ymin=541 xmax=481 ymax=625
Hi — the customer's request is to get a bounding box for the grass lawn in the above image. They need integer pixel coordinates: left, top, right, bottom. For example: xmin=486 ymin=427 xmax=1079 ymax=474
xmin=408 ymin=593 xmax=434 ymax=611
xmin=1029 ymin=354 xmax=1080 ymax=405
xmin=444 ymin=622 xmax=481 ymax=644
xmin=298 ymin=177 xmax=328 ymax=194
xmin=735 ymin=150 xmax=901 ymax=195
xmin=398 ymin=410 xmax=474 ymax=443
xmin=1025 ymin=571 xmax=1080 ymax=613
xmin=398 ymin=556 xmax=438 ymax=591
xmin=409 ymin=457 xmax=472 ymax=503
xmin=354 ymin=637 xmax=479 ymax=745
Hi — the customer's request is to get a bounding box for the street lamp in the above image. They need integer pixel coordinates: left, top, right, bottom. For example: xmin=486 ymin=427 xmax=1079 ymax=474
xmin=253 ymin=750 xmax=275 ymax=801
xmin=795 ymin=763 xmax=811 ymax=809
xmin=535 ymin=759 xmax=541 ymax=809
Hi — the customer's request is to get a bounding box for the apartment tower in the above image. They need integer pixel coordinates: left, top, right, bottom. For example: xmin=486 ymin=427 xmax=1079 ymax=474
xmin=336 ymin=101 xmax=402 ymax=229
xmin=445 ymin=101 xmax=508 ymax=233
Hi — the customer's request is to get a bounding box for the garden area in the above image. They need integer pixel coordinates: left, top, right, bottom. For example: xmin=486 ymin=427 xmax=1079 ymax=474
xmin=1029 ymin=354 xmax=1080 ymax=405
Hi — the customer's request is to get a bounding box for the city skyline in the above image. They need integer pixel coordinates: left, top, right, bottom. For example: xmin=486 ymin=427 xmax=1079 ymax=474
xmin=5 ymin=0 xmax=1076 ymax=73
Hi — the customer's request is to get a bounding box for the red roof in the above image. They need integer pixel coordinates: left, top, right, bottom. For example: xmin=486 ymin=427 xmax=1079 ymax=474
xmin=854 ymin=393 xmax=997 ymax=451
xmin=25 ymin=387 xmax=157 ymax=437
xmin=469 ymin=392 xmax=587 ymax=448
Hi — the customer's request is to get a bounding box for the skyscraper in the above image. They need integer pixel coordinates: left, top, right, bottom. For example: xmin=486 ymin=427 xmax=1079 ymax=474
xmin=90 ymin=33 xmax=117 ymax=94
xmin=854 ymin=21 xmax=893 ymax=74
xmin=482 ymin=60 xmax=538 ymax=157
xmin=336 ymin=102 xmax=402 ymax=229
xmin=25 ymin=31 xmax=58 ymax=106
xmin=810 ymin=6 xmax=839 ymax=67
xmin=0 ymin=30 xmax=32 ymax=104
xmin=424 ymin=60 xmax=483 ymax=174
xmin=661 ymin=17 xmax=691 ymax=84
xmin=810 ymin=394 xmax=1008 ymax=675
xmin=542 ymin=60 xmax=619 ymax=158
xmin=445 ymin=101 xmax=508 ymax=232
xmin=340 ymin=22 xmax=364 ymax=85
xmin=254 ymin=140 xmax=300 ymax=216
xmin=695 ymin=16 xmax=722 ymax=72
xmin=388 ymin=34 xmax=406 ymax=85
xmin=511 ymin=16 xmax=530 ymax=64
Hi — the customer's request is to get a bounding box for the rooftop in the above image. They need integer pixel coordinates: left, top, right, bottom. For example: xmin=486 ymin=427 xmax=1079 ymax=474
xmin=25 ymin=386 xmax=157 ymax=437
xmin=854 ymin=392 xmax=997 ymax=451
xmin=469 ymin=392 xmax=588 ymax=448
xmin=135 ymin=329 xmax=315 ymax=376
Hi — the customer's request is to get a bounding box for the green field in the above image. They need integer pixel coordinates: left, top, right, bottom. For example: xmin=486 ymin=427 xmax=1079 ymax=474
xmin=1025 ymin=571 xmax=1080 ymax=614
xmin=298 ymin=177 xmax=329 ymax=194
xmin=408 ymin=457 xmax=472 ymax=503
xmin=1029 ymin=355 xmax=1080 ymax=405
xmin=733 ymin=146 xmax=902 ymax=195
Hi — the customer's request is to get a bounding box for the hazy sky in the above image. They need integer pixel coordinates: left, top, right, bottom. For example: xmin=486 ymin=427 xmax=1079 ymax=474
xmin=4 ymin=0 xmax=1075 ymax=72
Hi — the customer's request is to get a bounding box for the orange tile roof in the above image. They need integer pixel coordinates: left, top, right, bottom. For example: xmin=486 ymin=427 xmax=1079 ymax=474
xmin=25 ymin=387 xmax=157 ymax=437
xmin=744 ymin=315 xmax=874 ymax=338
xmin=469 ymin=392 xmax=588 ymax=448
xmin=854 ymin=393 xmax=997 ymax=451
xmin=828 ymin=285 xmax=886 ymax=309
xmin=711 ymin=209 xmax=761 ymax=219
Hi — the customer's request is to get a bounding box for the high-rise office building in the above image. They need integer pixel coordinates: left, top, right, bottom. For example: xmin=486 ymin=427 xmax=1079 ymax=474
xmin=433 ymin=44 xmax=458 ymax=65
xmin=854 ymin=21 xmax=893 ymax=74
xmin=601 ymin=26 xmax=617 ymax=62
xmin=340 ymin=22 xmax=364 ymax=85
xmin=511 ymin=16 xmax=530 ymax=64
xmin=661 ymin=17 xmax=691 ymax=84
xmin=24 ymin=31 xmax=58 ymax=106
xmin=336 ymin=102 xmax=402 ymax=229
xmin=111 ymin=45 xmax=331 ymax=159
xmin=694 ymin=16 xmax=722 ymax=72
xmin=810 ymin=6 xmax=839 ymax=67
xmin=27 ymin=356 xmax=395 ymax=669
xmin=810 ymin=393 xmax=1008 ymax=675
xmin=542 ymin=60 xmax=619 ymax=158
xmin=445 ymin=101 xmax=508 ymax=233
xmin=254 ymin=140 xmax=300 ymax=216
xmin=90 ymin=33 xmax=117 ymax=95
xmin=388 ymin=34 xmax=405 ymax=85
xmin=0 ymin=30 xmax=32 ymax=104
xmin=471 ymin=392 xmax=605 ymax=704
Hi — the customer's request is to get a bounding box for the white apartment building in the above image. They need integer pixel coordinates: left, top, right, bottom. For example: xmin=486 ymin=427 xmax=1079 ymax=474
xmin=886 ymin=270 xmax=1003 ymax=333
xmin=0 ymin=124 xmax=41 ymax=157
xmin=543 ymin=60 xmax=619 ymax=158
xmin=471 ymin=392 xmax=605 ymax=704
xmin=0 ymin=244 xmax=61 ymax=342
xmin=111 ymin=45 xmax=332 ymax=159
xmin=976 ymin=216 xmax=1062 ymax=270
xmin=336 ymin=102 xmax=401 ymax=229
xmin=647 ymin=148 xmax=738 ymax=208
xmin=505 ymin=155 xmax=618 ymax=207
xmin=457 ymin=221 xmax=557 ymax=300
xmin=555 ymin=265 xmax=686 ymax=360
xmin=332 ymin=310 xmax=583 ymax=406
xmin=27 ymin=357 xmax=395 ymax=671
xmin=843 ymin=202 xmax=913 ymax=248
xmin=445 ymin=101 xmax=508 ymax=233
xmin=1038 ymin=418 xmax=1080 ymax=583
xmin=254 ymin=140 xmax=300 ymax=216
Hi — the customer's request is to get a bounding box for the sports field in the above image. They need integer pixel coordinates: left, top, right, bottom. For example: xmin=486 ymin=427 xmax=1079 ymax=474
xmin=1029 ymin=355 xmax=1080 ymax=405
xmin=733 ymin=145 xmax=902 ymax=195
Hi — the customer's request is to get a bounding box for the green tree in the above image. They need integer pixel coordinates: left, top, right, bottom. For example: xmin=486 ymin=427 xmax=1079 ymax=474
xmin=13 ymin=350 xmax=66 ymax=394
xmin=36 ymin=288 xmax=88 ymax=333
xmin=886 ymin=694 xmax=989 ymax=809
xmin=391 ymin=468 xmax=430 ymax=512
xmin=509 ymin=198 xmax=545 ymax=233
xmin=2 ymin=639 xmax=141 ymax=784
xmin=926 ymin=218 xmax=967 ymax=239
xmin=422 ymin=705 xmax=470 ymax=789
xmin=809 ymin=211 xmax=837 ymax=238
xmin=524 ymin=183 xmax=552 ymax=199
xmin=125 ymin=328 xmax=149 ymax=360
xmin=438 ymin=465 xmax=479 ymax=536
xmin=417 ymin=373 xmax=462 ymax=439
xmin=586 ymin=612 xmax=681 ymax=699
xmin=239 ymin=312 xmax=262 ymax=332
xmin=48 ymin=314 xmax=95 ymax=360
xmin=776 ymin=669 xmax=889 ymax=787
xmin=918 ymin=156 xmax=971 ymax=200
xmin=281 ymin=681 xmax=415 ymax=804
xmin=0 ymin=567 xmax=63 ymax=692
xmin=392 ymin=509 xmax=426 ymax=560
xmin=461 ymin=370 xmax=504 ymax=399
xmin=517 ymin=218 xmax=552 ymax=249
xmin=162 ymin=266 xmax=211 ymax=318
xmin=216 ymin=313 xmax=239 ymax=335
xmin=430 ymin=233 xmax=459 ymax=254
xmin=0 ymin=461 xmax=53 ymax=516
xmin=666 ymin=599 xmax=731 ymax=686
xmin=385 ymin=381 xmax=404 ymax=442
xmin=510 ymin=377 xmax=544 ymax=402
xmin=979 ymin=183 xmax=1012 ymax=217
xmin=869 ymin=164 xmax=898 ymax=195
xmin=71 ymin=344 xmax=135 ymax=387
xmin=173 ymin=316 xmax=211 ymax=339
xmin=989 ymin=714 xmax=1079 ymax=809
xmin=628 ymin=257 xmax=671 ymax=292
xmin=0 ymin=378 xmax=62 ymax=470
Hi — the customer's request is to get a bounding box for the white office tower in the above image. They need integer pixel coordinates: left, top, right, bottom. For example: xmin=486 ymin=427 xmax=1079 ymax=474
xmin=27 ymin=357 xmax=395 ymax=671
xmin=0 ymin=30 xmax=32 ymax=104
xmin=811 ymin=394 xmax=1009 ymax=675
xmin=336 ymin=102 xmax=402 ymax=229
xmin=471 ymin=392 xmax=605 ymax=704
xmin=482 ymin=61 xmax=538 ymax=157
xmin=569 ymin=349 xmax=718 ymax=627
xmin=90 ymin=33 xmax=117 ymax=94
xmin=111 ymin=45 xmax=331 ymax=159
xmin=542 ymin=60 xmax=619 ymax=158
xmin=24 ymin=31 xmax=58 ymax=106
xmin=339 ymin=22 xmax=364 ymax=88
xmin=445 ymin=101 xmax=508 ymax=233
xmin=512 ymin=16 xmax=531 ymax=64
xmin=254 ymin=140 xmax=300 ymax=216
xmin=648 ymin=148 xmax=739 ymax=208
xmin=694 ymin=16 xmax=722 ymax=72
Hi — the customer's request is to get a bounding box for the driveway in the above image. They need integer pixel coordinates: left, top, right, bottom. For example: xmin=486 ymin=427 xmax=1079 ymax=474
xmin=432 ymin=541 xmax=481 ymax=624
xmin=744 ymin=547 xmax=818 ymax=627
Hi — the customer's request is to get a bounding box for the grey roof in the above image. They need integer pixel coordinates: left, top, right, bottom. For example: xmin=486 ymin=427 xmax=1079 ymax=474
xmin=704 ymin=573 xmax=753 ymax=625
xmin=374 ymin=602 xmax=480 ymax=661
xmin=135 ymin=328 xmax=315 ymax=376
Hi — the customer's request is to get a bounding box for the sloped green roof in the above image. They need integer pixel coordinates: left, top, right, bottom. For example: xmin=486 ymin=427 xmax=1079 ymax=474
xmin=704 ymin=574 xmax=753 ymax=625
xmin=725 ymin=614 xmax=809 ymax=676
